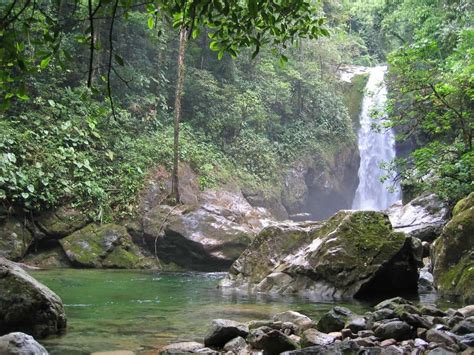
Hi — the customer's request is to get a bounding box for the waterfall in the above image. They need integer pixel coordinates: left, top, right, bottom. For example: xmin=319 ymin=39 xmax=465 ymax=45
xmin=352 ymin=66 xmax=401 ymax=210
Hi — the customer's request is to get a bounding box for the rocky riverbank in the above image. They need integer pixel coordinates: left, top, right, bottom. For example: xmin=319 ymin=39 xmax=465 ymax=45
xmin=161 ymin=297 xmax=474 ymax=354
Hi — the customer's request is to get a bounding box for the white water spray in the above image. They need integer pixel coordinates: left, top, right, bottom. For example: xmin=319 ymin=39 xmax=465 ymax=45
xmin=352 ymin=66 xmax=401 ymax=210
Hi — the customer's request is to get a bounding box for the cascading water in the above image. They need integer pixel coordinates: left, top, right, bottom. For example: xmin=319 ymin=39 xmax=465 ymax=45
xmin=352 ymin=66 xmax=401 ymax=210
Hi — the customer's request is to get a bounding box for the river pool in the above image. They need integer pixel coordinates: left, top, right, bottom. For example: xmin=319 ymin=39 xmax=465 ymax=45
xmin=31 ymin=269 xmax=449 ymax=355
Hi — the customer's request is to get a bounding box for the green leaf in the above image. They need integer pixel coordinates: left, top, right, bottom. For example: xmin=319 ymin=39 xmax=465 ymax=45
xmin=27 ymin=185 xmax=35 ymax=193
xmin=40 ymin=55 xmax=52 ymax=69
xmin=21 ymin=192 xmax=29 ymax=199
xmin=148 ymin=16 xmax=155 ymax=30
xmin=114 ymin=54 xmax=125 ymax=66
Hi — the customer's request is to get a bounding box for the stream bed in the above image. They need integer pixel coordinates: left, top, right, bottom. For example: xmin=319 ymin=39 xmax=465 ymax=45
xmin=31 ymin=269 xmax=450 ymax=355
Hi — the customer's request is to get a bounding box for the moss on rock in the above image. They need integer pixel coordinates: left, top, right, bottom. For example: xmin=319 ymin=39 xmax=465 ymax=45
xmin=60 ymin=224 xmax=159 ymax=269
xmin=0 ymin=217 xmax=33 ymax=261
xmin=432 ymin=192 xmax=474 ymax=304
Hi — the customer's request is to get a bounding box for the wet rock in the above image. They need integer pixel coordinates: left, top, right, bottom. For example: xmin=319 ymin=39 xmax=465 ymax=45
xmin=348 ymin=317 xmax=368 ymax=333
xmin=432 ymin=192 xmax=474 ymax=304
xmin=23 ymin=244 xmax=72 ymax=268
xmin=374 ymin=297 xmax=412 ymax=311
xmin=458 ymin=305 xmax=474 ymax=318
xmin=0 ymin=217 xmax=33 ymax=261
xmin=374 ymin=321 xmax=412 ymax=341
xmin=272 ymin=311 xmax=313 ymax=333
xmin=341 ymin=328 xmax=354 ymax=339
xmin=381 ymin=345 xmax=405 ymax=355
xmin=0 ymin=257 xmax=67 ymax=338
xmin=317 ymin=307 xmax=352 ymax=333
xmin=160 ymin=341 xmax=205 ymax=353
xmin=221 ymin=210 xmax=421 ymax=300
xmin=426 ymin=329 xmax=457 ymax=348
xmin=301 ymin=328 xmax=336 ymax=347
xmin=0 ymin=332 xmax=48 ymax=354
xmin=203 ymin=319 xmax=248 ymax=348
xmin=223 ymin=336 xmax=247 ymax=353
xmin=387 ymin=194 xmax=449 ymax=242
xmin=426 ymin=348 xmax=457 ymax=355
xmin=420 ymin=305 xmax=447 ymax=317
xmin=358 ymin=330 xmax=374 ymax=338
xmin=353 ymin=337 xmax=375 ymax=347
xmin=281 ymin=338 xmax=360 ymax=355
xmin=459 ymin=333 xmax=474 ymax=347
xmin=371 ymin=309 xmax=397 ymax=321
xmin=380 ymin=339 xmax=397 ymax=347
xmin=247 ymin=327 xmax=297 ymax=354
xmin=452 ymin=320 xmax=474 ymax=335
xmin=35 ymin=206 xmax=88 ymax=239
xmin=399 ymin=312 xmax=433 ymax=329
xmin=419 ymin=266 xmax=435 ymax=292
xmin=60 ymin=224 xmax=158 ymax=269
xmin=415 ymin=338 xmax=429 ymax=348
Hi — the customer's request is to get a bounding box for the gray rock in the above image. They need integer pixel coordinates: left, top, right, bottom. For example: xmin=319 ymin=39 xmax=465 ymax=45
xmin=414 ymin=338 xmax=429 ymax=348
xmin=223 ymin=336 xmax=247 ymax=353
xmin=459 ymin=333 xmax=474 ymax=347
xmin=280 ymin=338 xmax=360 ymax=355
xmin=374 ymin=297 xmax=411 ymax=311
xmin=348 ymin=317 xmax=368 ymax=333
xmin=160 ymin=341 xmax=205 ymax=353
xmin=420 ymin=305 xmax=447 ymax=317
xmin=317 ymin=307 xmax=352 ymax=333
xmin=0 ymin=218 xmax=33 ymax=261
xmin=272 ymin=311 xmax=313 ymax=333
xmin=247 ymin=327 xmax=297 ymax=354
xmin=204 ymin=319 xmax=249 ymax=348
xmin=387 ymin=194 xmax=449 ymax=242
xmin=35 ymin=206 xmax=88 ymax=239
xmin=374 ymin=321 xmax=412 ymax=341
xmin=458 ymin=305 xmax=474 ymax=317
xmin=353 ymin=337 xmax=375 ymax=347
xmin=0 ymin=332 xmax=48 ymax=355
xmin=426 ymin=329 xmax=456 ymax=348
xmin=426 ymin=348 xmax=457 ymax=355
xmin=381 ymin=345 xmax=404 ymax=355
xmin=371 ymin=309 xmax=397 ymax=321
xmin=451 ymin=320 xmax=474 ymax=335
xmin=0 ymin=257 xmax=67 ymax=338
xmin=301 ymin=329 xmax=336 ymax=347
xmin=399 ymin=312 xmax=433 ymax=329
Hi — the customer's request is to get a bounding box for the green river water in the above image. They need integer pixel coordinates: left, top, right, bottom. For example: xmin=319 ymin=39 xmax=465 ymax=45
xmin=31 ymin=269 xmax=448 ymax=355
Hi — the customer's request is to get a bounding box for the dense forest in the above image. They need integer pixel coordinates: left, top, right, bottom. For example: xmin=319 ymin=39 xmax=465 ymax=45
xmin=0 ymin=0 xmax=473 ymax=354
xmin=1 ymin=0 xmax=471 ymax=221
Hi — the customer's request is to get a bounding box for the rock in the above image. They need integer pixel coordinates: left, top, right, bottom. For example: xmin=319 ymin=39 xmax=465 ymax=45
xmin=415 ymin=338 xmax=429 ymax=348
xmin=432 ymin=192 xmax=474 ymax=304
xmin=0 ymin=217 xmax=33 ymax=261
xmin=374 ymin=297 xmax=412 ymax=311
xmin=460 ymin=333 xmax=474 ymax=347
xmin=426 ymin=348 xmax=457 ymax=355
xmin=142 ymin=191 xmax=270 ymax=271
xmin=380 ymin=339 xmax=397 ymax=347
xmin=353 ymin=337 xmax=375 ymax=347
xmin=23 ymin=244 xmax=72 ymax=268
xmin=223 ymin=336 xmax=247 ymax=353
xmin=247 ymin=327 xmax=297 ymax=354
xmin=301 ymin=329 xmax=336 ymax=347
xmin=358 ymin=330 xmax=374 ymax=338
xmin=452 ymin=320 xmax=474 ymax=335
xmin=203 ymin=319 xmax=248 ymax=348
xmin=221 ymin=210 xmax=421 ymax=299
xmin=59 ymin=224 xmax=158 ymax=269
xmin=374 ymin=321 xmax=412 ymax=341
xmin=458 ymin=305 xmax=474 ymax=318
xmin=281 ymin=338 xmax=361 ymax=355
xmin=0 ymin=332 xmax=48 ymax=354
xmin=35 ymin=206 xmax=88 ymax=239
xmin=272 ymin=311 xmax=313 ymax=333
xmin=387 ymin=194 xmax=449 ymax=242
xmin=341 ymin=328 xmax=354 ymax=339
xmin=399 ymin=312 xmax=433 ymax=329
xmin=426 ymin=329 xmax=457 ymax=348
xmin=419 ymin=266 xmax=435 ymax=292
xmin=160 ymin=341 xmax=205 ymax=353
xmin=420 ymin=305 xmax=447 ymax=317
xmin=348 ymin=317 xmax=368 ymax=333
xmin=371 ymin=309 xmax=397 ymax=321
xmin=0 ymin=257 xmax=67 ymax=338
xmin=381 ymin=345 xmax=405 ymax=354
xmin=317 ymin=307 xmax=352 ymax=333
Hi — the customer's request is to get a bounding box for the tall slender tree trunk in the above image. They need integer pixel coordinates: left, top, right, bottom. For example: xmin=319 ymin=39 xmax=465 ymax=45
xmin=171 ymin=25 xmax=188 ymax=204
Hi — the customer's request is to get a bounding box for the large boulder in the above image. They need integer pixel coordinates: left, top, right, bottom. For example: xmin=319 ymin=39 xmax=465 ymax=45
xmin=220 ymin=210 xmax=422 ymax=300
xmin=432 ymin=192 xmax=474 ymax=304
xmin=59 ymin=224 xmax=158 ymax=269
xmin=34 ymin=206 xmax=88 ymax=239
xmin=0 ymin=257 xmax=67 ymax=338
xmin=203 ymin=319 xmax=249 ymax=348
xmin=387 ymin=194 xmax=449 ymax=242
xmin=0 ymin=332 xmax=48 ymax=354
xmin=0 ymin=217 xmax=33 ymax=261
xmin=142 ymin=189 xmax=271 ymax=271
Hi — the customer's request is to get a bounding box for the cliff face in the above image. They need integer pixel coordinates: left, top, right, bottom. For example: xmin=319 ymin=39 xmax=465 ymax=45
xmin=281 ymin=143 xmax=360 ymax=221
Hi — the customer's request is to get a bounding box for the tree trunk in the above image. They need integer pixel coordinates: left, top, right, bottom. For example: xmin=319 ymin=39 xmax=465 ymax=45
xmin=171 ymin=25 xmax=188 ymax=204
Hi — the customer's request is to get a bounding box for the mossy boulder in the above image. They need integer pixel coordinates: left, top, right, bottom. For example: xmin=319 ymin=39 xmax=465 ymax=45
xmin=0 ymin=256 xmax=67 ymax=338
xmin=0 ymin=217 xmax=33 ymax=261
xmin=221 ymin=210 xmax=422 ymax=300
xmin=432 ymin=192 xmax=474 ymax=304
xmin=60 ymin=224 xmax=159 ymax=269
xmin=35 ymin=206 xmax=89 ymax=239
